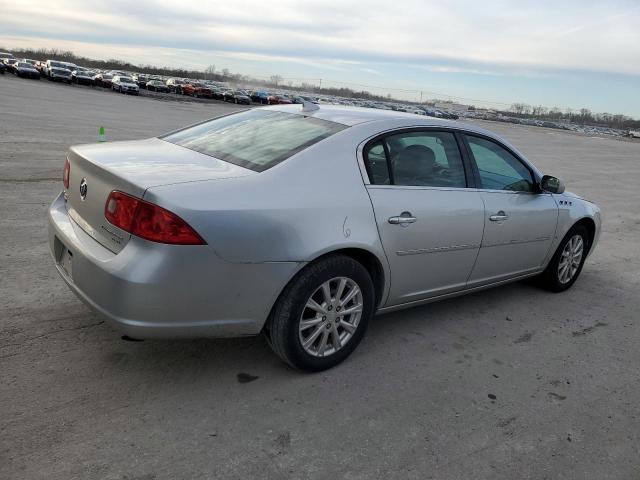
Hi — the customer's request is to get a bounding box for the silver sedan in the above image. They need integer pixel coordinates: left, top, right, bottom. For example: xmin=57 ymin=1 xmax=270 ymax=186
xmin=48 ymin=104 xmax=601 ymax=370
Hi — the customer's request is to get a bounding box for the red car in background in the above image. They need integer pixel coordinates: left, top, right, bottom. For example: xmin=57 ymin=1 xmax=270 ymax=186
xmin=182 ymin=82 xmax=213 ymax=98
xmin=267 ymin=94 xmax=293 ymax=105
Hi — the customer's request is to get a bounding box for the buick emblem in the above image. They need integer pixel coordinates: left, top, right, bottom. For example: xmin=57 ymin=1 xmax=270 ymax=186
xmin=79 ymin=178 xmax=88 ymax=201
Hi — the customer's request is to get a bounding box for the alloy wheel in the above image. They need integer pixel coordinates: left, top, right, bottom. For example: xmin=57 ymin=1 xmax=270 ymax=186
xmin=298 ymin=277 xmax=363 ymax=357
xmin=558 ymin=234 xmax=584 ymax=284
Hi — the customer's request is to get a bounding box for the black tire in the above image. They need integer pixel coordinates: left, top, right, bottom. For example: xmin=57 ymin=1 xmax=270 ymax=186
xmin=267 ymin=255 xmax=375 ymax=371
xmin=536 ymin=225 xmax=589 ymax=292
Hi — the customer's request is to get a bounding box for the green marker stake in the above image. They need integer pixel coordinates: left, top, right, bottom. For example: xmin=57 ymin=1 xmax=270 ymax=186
xmin=98 ymin=126 xmax=106 ymax=142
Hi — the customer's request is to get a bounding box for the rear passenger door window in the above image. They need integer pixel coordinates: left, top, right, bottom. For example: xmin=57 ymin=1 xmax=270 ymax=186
xmin=364 ymin=130 xmax=467 ymax=188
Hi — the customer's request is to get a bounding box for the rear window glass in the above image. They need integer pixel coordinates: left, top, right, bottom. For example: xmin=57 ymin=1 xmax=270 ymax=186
xmin=161 ymin=109 xmax=347 ymax=172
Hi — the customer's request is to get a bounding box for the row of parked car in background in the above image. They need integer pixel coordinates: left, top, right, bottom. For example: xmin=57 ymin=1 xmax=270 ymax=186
xmin=0 ymin=51 xmax=461 ymax=117
xmin=3 ymin=51 xmax=637 ymax=137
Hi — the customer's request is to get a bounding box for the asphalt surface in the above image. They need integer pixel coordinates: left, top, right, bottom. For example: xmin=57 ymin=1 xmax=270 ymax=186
xmin=1 ymin=74 xmax=640 ymax=480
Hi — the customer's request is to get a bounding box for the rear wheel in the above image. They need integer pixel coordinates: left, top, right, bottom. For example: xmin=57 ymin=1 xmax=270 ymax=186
xmin=267 ymin=255 xmax=375 ymax=371
xmin=537 ymin=225 xmax=589 ymax=292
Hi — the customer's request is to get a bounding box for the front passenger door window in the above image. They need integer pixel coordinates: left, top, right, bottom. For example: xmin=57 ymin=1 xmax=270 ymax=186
xmin=465 ymin=135 xmax=534 ymax=192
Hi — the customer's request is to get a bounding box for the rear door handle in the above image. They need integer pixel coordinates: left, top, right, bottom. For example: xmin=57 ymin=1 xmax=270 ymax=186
xmin=489 ymin=211 xmax=509 ymax=222
xmin=388 ymin=212 xmax=417 ymax=225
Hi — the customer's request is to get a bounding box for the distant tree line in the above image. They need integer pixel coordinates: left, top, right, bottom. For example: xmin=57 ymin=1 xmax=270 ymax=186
xmin=3 ymin=46 xmax=637 ymax=129
xmin=508 ymin=103 xmax=639 ymax=130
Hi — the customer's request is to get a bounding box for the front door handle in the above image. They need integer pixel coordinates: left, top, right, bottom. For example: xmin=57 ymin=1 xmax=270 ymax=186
xmin=388 ymin=212 xmax=417 ymax=225
xmin=489 ymin=211 xmax=509 ymax=222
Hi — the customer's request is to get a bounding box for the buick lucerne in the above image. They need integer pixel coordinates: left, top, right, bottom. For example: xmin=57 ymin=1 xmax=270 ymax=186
xmin=48 ymin=105 xmax=601 ymax=371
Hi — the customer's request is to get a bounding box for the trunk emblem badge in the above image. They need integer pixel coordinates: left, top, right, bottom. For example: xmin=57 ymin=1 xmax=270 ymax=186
xmin=79 ymin=178 xmax=88 ymax=201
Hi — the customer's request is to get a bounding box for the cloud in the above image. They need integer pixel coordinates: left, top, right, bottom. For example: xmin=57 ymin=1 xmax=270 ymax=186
xmin=2 ymin=0 xmax=640 ymax=116
xmin=2 ymin=0 xmax=640 ymax=76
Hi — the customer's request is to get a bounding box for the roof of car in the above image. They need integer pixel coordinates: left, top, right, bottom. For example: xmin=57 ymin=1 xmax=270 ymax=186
xmin=265 ymin=103 xmax=463 ymax=128
xmin=262 ymin=104 xmax=535 ymax=173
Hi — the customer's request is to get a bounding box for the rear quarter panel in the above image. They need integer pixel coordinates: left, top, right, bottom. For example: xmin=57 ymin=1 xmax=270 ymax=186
xmin=143 ymin=126 xmax=388 ymax=270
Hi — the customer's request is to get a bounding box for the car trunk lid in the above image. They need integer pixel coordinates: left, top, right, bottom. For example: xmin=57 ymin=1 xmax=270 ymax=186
xmin=64 ymin=137 xmax=254 ymax=253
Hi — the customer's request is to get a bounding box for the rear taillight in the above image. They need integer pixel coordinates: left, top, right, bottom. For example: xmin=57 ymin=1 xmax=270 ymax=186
xmin=63 ymin=157 xmax=70 ymax=189
xmin=104 ymin=191 xmax=206 ymax=245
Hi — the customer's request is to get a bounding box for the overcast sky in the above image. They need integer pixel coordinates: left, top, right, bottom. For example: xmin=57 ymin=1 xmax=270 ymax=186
xmin=2 ymin=0 xmax=639 ymax=116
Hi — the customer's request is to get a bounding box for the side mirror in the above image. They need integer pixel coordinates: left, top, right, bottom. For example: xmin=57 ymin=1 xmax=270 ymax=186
xmin=540 ymin=175 xmax=565 ymax=194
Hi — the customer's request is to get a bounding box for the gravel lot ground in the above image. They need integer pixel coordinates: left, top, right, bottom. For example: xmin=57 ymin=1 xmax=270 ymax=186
xmin=1 ymin=74 xmax=640 ymax=480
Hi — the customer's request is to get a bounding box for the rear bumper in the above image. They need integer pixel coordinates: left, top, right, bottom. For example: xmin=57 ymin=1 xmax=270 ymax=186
xmin=48 ymin=192 xmax=302 ymax=339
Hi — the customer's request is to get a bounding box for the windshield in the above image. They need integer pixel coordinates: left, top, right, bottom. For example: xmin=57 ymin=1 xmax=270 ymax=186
xmin=119 ymin=77 xmax=133 ymax=82
xmin=162 ymin=109 xmax=347 ymax=172
xmin=18 ymin=63 xmax=32 ymax=68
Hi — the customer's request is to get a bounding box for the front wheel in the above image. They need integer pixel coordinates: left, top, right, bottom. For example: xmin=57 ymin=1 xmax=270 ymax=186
xmin=536 ymin=225 xmax=589 ymax=292
xmin=267 ymin=255 xmax=375 ymax=371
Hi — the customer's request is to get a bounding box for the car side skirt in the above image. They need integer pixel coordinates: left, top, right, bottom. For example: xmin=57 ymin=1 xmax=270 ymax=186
xmin=376 ymin=269 xmax=542 ymax=315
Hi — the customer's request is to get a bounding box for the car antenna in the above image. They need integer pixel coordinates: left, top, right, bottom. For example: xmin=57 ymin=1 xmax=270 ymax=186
xmin=301 ymin=100 xmax=319 ymax=113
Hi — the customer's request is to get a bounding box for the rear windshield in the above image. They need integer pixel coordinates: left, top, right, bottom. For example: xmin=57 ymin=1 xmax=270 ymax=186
xmin=161 ymin=109 xmax=347 ymax=172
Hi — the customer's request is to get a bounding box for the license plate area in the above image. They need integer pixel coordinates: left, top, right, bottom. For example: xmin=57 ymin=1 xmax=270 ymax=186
xmin=54 ymin=236 xmax=73 ymax=278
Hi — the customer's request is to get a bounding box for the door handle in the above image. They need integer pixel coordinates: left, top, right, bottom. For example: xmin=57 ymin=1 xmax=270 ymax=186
xmin=489 ymin=211 xmax=509 ymax=222
xmin=388 ymin=212 xmax=417 ymax=225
